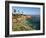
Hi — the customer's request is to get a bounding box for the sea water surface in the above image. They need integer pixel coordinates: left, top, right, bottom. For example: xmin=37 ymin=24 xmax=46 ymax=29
xmin=26 ymin=15 xmax=40 ymax=30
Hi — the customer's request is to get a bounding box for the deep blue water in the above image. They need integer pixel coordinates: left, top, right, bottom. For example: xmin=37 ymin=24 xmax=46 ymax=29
xmin=26 ymin=15 xmax=40 ymax=30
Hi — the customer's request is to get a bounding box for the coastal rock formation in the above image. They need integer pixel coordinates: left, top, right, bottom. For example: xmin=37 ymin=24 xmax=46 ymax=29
xmin=12 ymin=14 xmax=33 ymax=31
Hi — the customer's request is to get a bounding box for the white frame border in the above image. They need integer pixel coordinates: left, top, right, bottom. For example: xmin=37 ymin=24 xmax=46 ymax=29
xmin=9 ymin=3 xmax=43 ymax=35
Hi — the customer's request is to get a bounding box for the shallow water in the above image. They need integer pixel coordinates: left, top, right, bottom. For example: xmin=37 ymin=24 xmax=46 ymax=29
xmin=26 ymin=15 xmax=40 ymax=30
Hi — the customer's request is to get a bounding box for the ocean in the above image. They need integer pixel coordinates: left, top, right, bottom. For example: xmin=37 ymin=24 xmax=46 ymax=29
xmin=26 ymin=15 xmax=40 ymax=30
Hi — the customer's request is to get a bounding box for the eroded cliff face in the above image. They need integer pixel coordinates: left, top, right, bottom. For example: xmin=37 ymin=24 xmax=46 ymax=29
xmin=12 ymin=14 xmax=33 ymax=31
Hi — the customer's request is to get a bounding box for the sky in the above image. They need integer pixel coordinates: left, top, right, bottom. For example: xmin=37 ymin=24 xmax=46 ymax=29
xmin=12 ymin=6 xmax=40 ymax=15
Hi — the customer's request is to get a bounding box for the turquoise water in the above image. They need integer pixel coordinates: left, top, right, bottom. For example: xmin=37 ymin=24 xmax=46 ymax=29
xmin=26 ymin=15 xmax=40 ymax=30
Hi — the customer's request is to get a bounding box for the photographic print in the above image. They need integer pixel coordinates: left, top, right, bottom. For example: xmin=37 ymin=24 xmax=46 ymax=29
xmin=12 ymin=7 xmax=40 ymax=31
xmin=5 ymin=1 xmax=45 ymax=37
